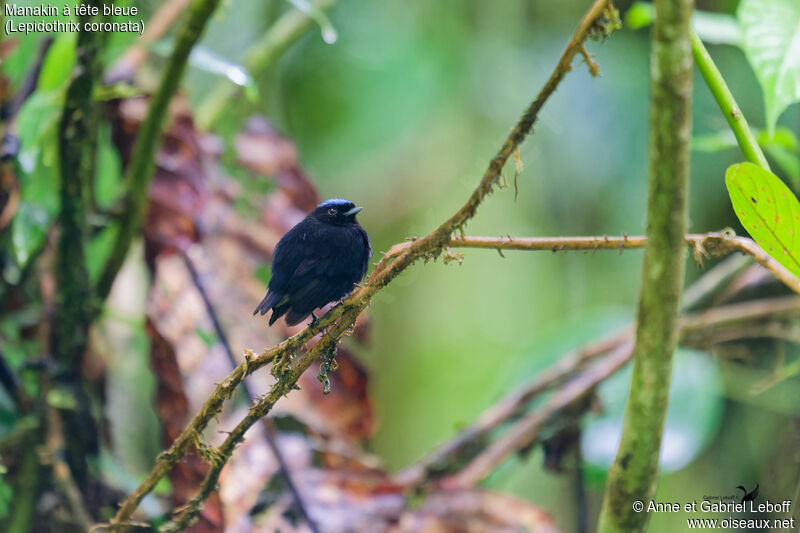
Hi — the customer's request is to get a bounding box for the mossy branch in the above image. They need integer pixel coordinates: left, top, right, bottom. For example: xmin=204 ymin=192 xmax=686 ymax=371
xmin=107 ymin=1 xmax=618 ymax=528
xmin=96 ymin=0 xmax=222 ymax=301
xmin=54 ymin=2 xmax=103 ymax=372
xmin=597 ymin=0 xmax=694 ymax=531
xmin=52 ymin=1 xmax=104 ymax=491
xmin=380 ymin=233 xmax=800 ymax=295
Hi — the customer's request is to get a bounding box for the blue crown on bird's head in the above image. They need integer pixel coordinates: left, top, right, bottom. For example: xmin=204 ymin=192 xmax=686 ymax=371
xmin=318 ymin=198 xmax=353 ymax=209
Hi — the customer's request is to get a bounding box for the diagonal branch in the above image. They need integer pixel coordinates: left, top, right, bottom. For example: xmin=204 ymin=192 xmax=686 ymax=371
xmin=108 ymin=0 xmax=620 ymax=529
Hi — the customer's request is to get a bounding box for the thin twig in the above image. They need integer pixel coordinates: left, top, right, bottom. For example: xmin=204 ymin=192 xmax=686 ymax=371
xmin=681 ymin=254 xmax=753 ymax=311
xmin=5 ymin=37 xmax=54 ymax=121
xmin=396 ymin=292 xmax=800 ymax=488
xmin=690 ymin=29 xmax=769 ymax=170
xmin=106 ymin=0 xmax=192 ymax=83
xmin=401 ymin=234 xmax=799 ymax=295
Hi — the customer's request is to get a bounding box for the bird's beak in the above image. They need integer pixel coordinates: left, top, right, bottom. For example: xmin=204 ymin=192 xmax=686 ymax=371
xmin=343 ymin=206 xmax=363 ymax=216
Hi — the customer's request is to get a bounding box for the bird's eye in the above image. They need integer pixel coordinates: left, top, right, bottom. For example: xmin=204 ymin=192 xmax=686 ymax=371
xmin=328 ymin=208 xmax=337 ymax=216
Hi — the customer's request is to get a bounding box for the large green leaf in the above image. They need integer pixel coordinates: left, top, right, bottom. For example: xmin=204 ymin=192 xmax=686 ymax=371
xmin=725 ymin=162 xmax=800 ymax=278
xmin=738 ymin=0 xmax=800 ymax=136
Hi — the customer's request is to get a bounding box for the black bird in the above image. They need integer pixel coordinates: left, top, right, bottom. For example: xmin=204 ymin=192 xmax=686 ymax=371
xmin=254 ymin=199 xmax=371 ymax=326
xmin=737 ymin=484 xmax=759 ymax=503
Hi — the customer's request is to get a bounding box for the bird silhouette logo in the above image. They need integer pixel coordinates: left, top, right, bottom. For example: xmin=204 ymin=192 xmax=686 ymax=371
xmin=736 ymin=484 xmax=759 ymax=503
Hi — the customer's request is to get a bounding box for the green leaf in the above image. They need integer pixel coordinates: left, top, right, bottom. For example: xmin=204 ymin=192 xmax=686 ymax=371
xmin=37 ymin=34 xmax=77 ymax=92
xmin=87 ymin=224 xmax=119 ymax=285
xmin=46 ymin=387 xmax=77 ymax=410
xmin=759 ymin=126 xmax=799 ymax=151
xmin=725 ymin=162 xmax=800 ymax=277
xmin=253 ymin=264 xmax=272 ymax=286
xmin=95 ymin=122 xmax=123 ymax=209
xmin=694 ymin=129 xmax=800 ymax=187
xmin=692 ymin=10 xmax=742 ymax=46
xmin=738 ymin=0 xmax=800 ymax=136
xmin=0 ymin=477 xmax=12 ymax=519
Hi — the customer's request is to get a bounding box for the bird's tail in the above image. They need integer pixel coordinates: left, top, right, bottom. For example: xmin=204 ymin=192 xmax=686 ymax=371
xmin=253 ymin=290 xmax=281 ymax=316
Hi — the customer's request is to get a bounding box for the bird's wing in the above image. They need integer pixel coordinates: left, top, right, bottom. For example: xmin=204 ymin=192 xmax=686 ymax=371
xmin=272 ymin=223 xmax=370 ymax=315
xmin=267 ymin=222 xmax=313 ymax=293
xmin=751 ymin=485 xmax=759 ymax=499
xmin=286 ymin=227 xmax=362 ymax=282
xmin=356 ymin=225 xmax=372 ymax=279
xmin=287 ymin=274 xmax=347 ymax=315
